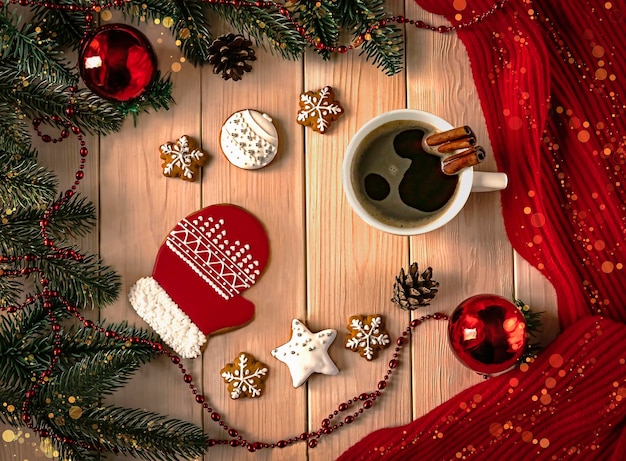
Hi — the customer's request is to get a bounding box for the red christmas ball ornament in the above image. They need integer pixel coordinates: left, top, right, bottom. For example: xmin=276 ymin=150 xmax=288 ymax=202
xmin=448 ymin=294 xmax=527 ymax=374
xmin=79 ymin=24 xmax=157 ymax=102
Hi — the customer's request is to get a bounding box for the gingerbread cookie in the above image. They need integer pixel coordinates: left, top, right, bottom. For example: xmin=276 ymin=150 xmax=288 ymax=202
xmin=271 ymin=319 xmax=338 ymax=388
xmin=160 ymin=134 xmax=208 ymax=181
xmin=128 ymin=204 xmax=270 ymax=359
xmin=220 ymin=109 xmax=279 ymax=169
xmin=296 ymin=86 xmax=344 ymax=134
xmin=345 ymin=314 xmax=390 ymax=361
xmin=221 ymin=352 xmax=269 ymax=399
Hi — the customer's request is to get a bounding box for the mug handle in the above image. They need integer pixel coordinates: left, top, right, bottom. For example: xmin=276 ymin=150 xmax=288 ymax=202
xmin=471 ymin=171 xmax=508 ymax=192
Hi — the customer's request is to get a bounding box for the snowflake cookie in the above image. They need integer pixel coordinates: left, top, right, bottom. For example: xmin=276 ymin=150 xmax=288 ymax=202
xmin=271 ymin=319 xmax=339 ymax=388
xmin=220 ymin=352 xmax=269 ymax=399
xmin=160 ymin=135 xmax=208 ymax=181
xmin=296 ymin=86 xmax=344 ymax=134
xmin=345 ymin=314 xmax=391 ymax=361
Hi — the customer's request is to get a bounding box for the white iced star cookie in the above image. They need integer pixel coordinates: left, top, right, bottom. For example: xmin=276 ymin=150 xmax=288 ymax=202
xmin=271 ymin=319 xmax=339 ymax=388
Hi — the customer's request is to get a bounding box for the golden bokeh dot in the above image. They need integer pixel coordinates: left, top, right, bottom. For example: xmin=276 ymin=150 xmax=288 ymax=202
xmin=530 ymin=213 xmax=546 ymax=227
xmin=522 ymin=431 xmax=534 ymax=442
xmin=2 ymin=429 xmax=15 ymax=442
xmin=520 ymin=363 xmax=530 ymax=372
xmin=592 ymin=46 xmax=605 ymax=58
xmin=523 ymin=206 xmax=532 ymax=215
xmin=509 ymin=377 xmax=519 ymax=387
xmin=69 ymin=406 xmax=83 ymax=420
xmin=179 ymin=27 xmax=190 ymax=39
xmin=578 ymin=130 xmax=591 ymax=143
xmin=100 ymin=10 xmax=113 ymax=22
xmin=549 ymin=354 xmax=564 ymax=368
xmin=163 ymin=16 xmax=175 ymax=28
xmin=545 ymin=377 xmax=557 ymax=388
xmin=171 ymin=62 xmax=182 ymax=72
xmin=596 ymin=68 xmax=608 ymax=80
xmin=489 ymin=422 xmax=504 ymax=437
xmin=528 ymin=190 xmax=535 ymax=197
xmin=533 ymin=235 xmax=543 ymax=244
xmin=540 ymin=393 xmax=552 ymax=405
xmin=540 ymin=438 xmax=550 ymax=448
xmin=68 ymin=396 xmax=76 ymax=404
xmin=455 ymin=13 xmax=463 ymax=21
xmin=453 ymin=0 xmax=467 ymax=10
xmin=601 ymin=261 xmax=614 ymax=273
xmin=153 ymin=18 xmax=161 ymax=25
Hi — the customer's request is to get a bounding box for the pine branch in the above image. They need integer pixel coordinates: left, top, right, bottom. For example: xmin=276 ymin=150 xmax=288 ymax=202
xmin=171 ymin=0 xmax=213 ymax=66
xmin=0 ymin=195 xmax=96 ymax=267
xmin=30 ymin=0 xmax=90 ymax=49
xmin=116 ymin=71 xmax=175 ymax=125
xmin=0 ymin=278 xmax=22 ymax=309
xmin=209 ymin=3 xmax=307 ymax=60
xmin=73 ymin=406 xmax=208 ymax=461
xmin=0 ymin=303 xmax=53 ymax=387
xmin=338 ymin=0 xmax=404 ymax=76
xmin=40 ymin=350 xmax=154 ymax=406
xmin=40 ymin=253 xmax=121 ymax=309
xmin=0 ymin=149 xmax=57 ymax=211
xmin=286 ymin=0 xmax=340 ymax=60
xmin=0 ymin=109 xmax=33 ymax=156
xmin=0 ymin=10 xmax=77 ymax=84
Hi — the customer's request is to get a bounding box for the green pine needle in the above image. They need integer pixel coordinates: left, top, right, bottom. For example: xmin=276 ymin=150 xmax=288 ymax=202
xmin=209 ymin=3 xmax=307 ymax=61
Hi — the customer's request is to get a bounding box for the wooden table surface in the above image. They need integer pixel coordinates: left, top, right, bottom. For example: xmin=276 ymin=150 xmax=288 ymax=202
xmin=2 ymin=2 xmax=561 ymax=460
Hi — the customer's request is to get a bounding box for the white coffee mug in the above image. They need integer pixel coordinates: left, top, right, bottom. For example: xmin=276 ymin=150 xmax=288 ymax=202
xmin=342 ymin=109 xmax=508 ymax=235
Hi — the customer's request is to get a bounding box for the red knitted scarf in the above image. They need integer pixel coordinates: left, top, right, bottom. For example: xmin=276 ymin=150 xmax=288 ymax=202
xmin=339 ymin=1 xmax=626 ymax=458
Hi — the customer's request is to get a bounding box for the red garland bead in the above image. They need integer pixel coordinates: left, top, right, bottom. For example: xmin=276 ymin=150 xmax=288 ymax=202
xmin=308 ymin=439 xmax=318 ymax=449
xmin=277 ymin=440 xmax=288 ymax=448
xmin=363 ymin=400 xmax=373 ymax=409
xmin=211 ymin=412 xmax=221 ymax=422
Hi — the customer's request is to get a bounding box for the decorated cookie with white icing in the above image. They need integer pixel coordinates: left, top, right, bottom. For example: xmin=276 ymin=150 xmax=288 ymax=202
xmin=220 ymin=109 xmax=279 ymax=169
xmin=128 ymin=204 xmax=270 ymax=359
xmin=271 ymin=319 xmax=339 ymax=388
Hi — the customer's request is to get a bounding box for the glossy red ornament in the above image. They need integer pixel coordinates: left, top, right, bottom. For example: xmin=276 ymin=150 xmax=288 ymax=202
xmin=79 ymin=24 xmax=156 ymax=102
xmin=448 ymin=294 xmax=527 ymax=374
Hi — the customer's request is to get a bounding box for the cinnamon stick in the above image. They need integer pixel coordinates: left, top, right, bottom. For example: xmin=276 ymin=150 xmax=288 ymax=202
xmin=426 ymin=126 xmax=474 ymax=146
xmin=441 ymin=146 xmax=486 ymax=175
xmin=437 ymin=135 xmax=477 ymax=153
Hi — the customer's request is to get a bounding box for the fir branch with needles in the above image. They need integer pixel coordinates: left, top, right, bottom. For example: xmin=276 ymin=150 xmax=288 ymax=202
xmin=286 ymin=0 xmax=340 ymax=60
xmin=338 ymin=0 xmax=404 ymax=75
xmin=208 ymin=3 xmax=308 ymax=60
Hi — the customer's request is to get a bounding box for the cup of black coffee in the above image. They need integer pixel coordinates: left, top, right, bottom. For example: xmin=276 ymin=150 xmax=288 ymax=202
xmin=342 ymin=109 xmax=508 ymax=235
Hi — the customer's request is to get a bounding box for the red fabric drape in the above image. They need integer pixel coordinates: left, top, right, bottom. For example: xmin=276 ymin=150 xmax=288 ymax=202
xmin=339 ymin=1 xmax=626 ymax=458
xmin=338 ymin=316 xmax=626 ymax=460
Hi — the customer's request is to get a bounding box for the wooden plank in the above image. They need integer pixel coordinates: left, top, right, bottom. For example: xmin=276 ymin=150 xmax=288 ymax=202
xmin=514 ymin=252 xmax=560 ymax=346
xmin=405 ymin=3 xmax=514 ymax=417
xmin=198 ymin=33 xmax=306 ymax=461
xmin=305 ymin=1 xmax=410 ymax=458
xmin=98 ymin=17 xmax=204 ymax=461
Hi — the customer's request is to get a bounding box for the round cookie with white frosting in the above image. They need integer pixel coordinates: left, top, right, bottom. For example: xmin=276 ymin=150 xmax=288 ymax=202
xmin=220 ymin=109 xmax=279 ymax=169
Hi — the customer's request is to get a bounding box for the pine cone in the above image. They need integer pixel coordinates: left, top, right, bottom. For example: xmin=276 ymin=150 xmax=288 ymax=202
xmin=391 ymin=263 xmax=439 ymax=310
xmin=208 ymin=33 xmax=256 ymax=81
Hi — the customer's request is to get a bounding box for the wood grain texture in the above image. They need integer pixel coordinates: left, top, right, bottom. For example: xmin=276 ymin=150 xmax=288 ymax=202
xmin=1 ymin=2 xmax=559 ymax=460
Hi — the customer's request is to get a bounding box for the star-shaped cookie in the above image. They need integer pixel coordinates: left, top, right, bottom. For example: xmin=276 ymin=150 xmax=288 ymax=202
xmin=271 ymin=319 xmax=339 ymax=388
